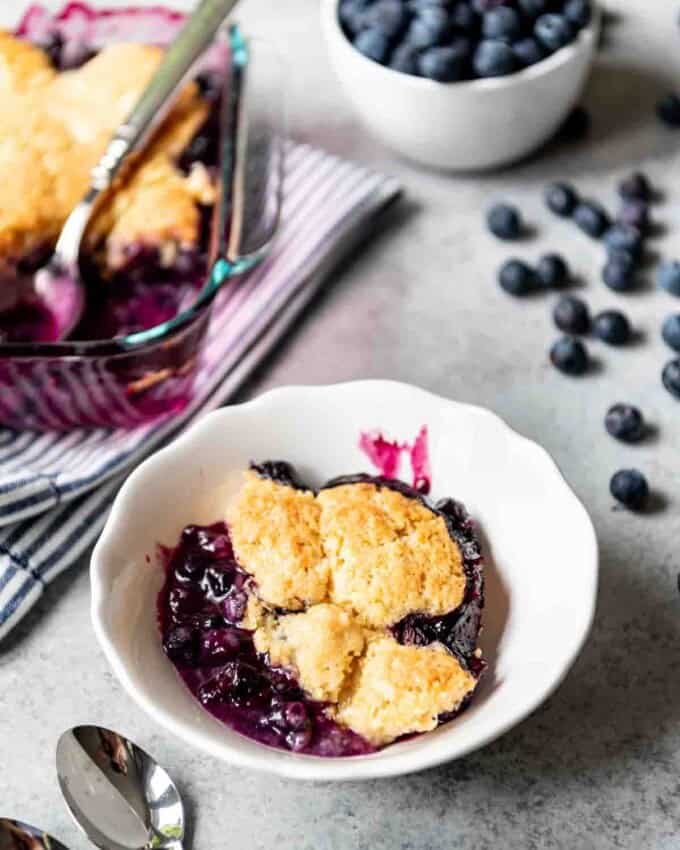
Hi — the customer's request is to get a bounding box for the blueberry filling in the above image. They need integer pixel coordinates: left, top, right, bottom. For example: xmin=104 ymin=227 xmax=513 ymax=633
xmin=158 ymin=464 xmax=485 ymax=756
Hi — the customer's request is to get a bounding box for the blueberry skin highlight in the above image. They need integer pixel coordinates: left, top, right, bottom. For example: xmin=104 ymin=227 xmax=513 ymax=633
xmin=553 ymin=295 xmax=590 ymax=334
xmin=545 ymin=182 xmax=578 ymax=217
xmin=605 ymin=404 xmax=645 ymax=443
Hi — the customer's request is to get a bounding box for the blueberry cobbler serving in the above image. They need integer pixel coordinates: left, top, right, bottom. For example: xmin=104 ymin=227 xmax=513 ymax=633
xmin=0 ymin=6 xmax=223 ymax=342
xmin=158 ymin=461 xmax=485 ymax=756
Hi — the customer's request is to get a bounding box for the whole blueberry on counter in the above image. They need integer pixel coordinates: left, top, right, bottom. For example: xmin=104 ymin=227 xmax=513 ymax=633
xmin=482 ymin=7 xmax=522 ymax=41
xmin=512 ymin=37 xmax=545 ymax=68
xmin=618 ymin=200 xmax=649 ymax=233
xmin=550 ymin=335 xmax=589 ymax=375
xmin=553 ymin=294 xmax=590 ymax=334
xmin=545 ymin=181 xmax=578 ymax=217
xmin=473 ymin=39 xmax=516 ymax=76
xmin=406 ymin=5 xmax=452 ymax=47
xmin=535 ymin=14 xmax=573 ymax=52
xmin=354 ymin=28 xmax=390 ymax=62
xmin=602 ymin=252 xmax=637 ymax=292
xmin=603 ymin=223 xmax=643 ymax=260
xmin=656 ymin=93 xmax=680 ymax=128
xmin=536 ymin=253 xmax=569 ymax=288
xmin=389 ymin=42 xmax=421 ymax=74
xmin=657 ymin=260 xmax=680 ymax=296
xmin=498 ymin=259 xmax=537 ymax=295
xmin=593 ymin=310 xmax=632 ymax=345
xmin=610 ymin=469 xmax=649 ymax=510
xmin=618 ymin=171 xmax=652 ymax=202
xmin=564 ymin=0 xmax=592 ymax=29
xmin=662 ymin=358 xmax=680 ymax=398
xmin=418 ymin=43 xmax=469 ymax=80
xmin=487 ymin=203 xmax=522 ymax=239
xmin=574 ymin=200 xmax=610 ymax=238
xmin=661 ymin=314 xmax=680 ymax=352
xmin=605 ymin=404 xmax=645 ymax=443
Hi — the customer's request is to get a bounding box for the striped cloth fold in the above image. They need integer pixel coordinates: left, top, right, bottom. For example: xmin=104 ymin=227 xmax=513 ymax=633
xmin=0 ymin=142 xmax=400 ymax=641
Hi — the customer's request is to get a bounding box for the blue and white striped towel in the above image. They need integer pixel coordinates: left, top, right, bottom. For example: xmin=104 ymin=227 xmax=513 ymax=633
xmin=0 ymin=142 xmax=400 ymax=641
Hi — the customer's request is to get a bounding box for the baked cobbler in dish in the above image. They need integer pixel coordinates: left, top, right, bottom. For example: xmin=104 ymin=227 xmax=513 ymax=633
xmin=158 ymin=461 xmax=485 ymax=756
xmin=0 ymin=27 xmax=222 ymax=341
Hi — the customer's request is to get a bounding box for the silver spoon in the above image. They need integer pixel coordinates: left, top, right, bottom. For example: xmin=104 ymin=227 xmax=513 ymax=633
xmin=0 ymin=819 xmax=71 ymax=850
xmin=34 ymin=0 xmax=240 ymax=341
xmin=56 ymin=726 xmax=184 ymax=850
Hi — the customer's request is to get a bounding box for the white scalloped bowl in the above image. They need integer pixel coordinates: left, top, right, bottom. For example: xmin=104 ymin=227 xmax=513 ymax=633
xmin=91 ymin=380 xmax=598 ymax=781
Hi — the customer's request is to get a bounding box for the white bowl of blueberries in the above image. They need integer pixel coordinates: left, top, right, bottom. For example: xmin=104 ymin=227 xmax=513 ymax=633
xmin=321 ymin=0 xmax=600 ymax=170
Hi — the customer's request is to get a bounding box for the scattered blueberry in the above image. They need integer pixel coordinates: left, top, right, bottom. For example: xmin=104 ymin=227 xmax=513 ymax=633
xmin=603 ymin=223 xmax=643 ymax=260
xmin=657 ymin=260 xmax=680 ymax=296
xmin=605 ymin=404 xmax=645 ymax=443
xmin=563 ymin=0 xmax=592 ymax=29
xmin=618 ymin=200 xmax=649 ymax=233
xmin=661 ymin=314 xmax=680 ymax=352
xmin=418 ymin=42 xmax=469 ymax=80
xmin=482 ymin=7 xmax=522 ymax=41
xmin=554 ymin=105 xmax=590 ymax=142
xmin=536 ymin=253 xmax=569 ymax=288
xmin=486 ymin=203 xmax=522 ymax=240
xmin=354 ymin=28 xmax=390 ymax=61
xmin=610 ymin=469 xmax=649 ymax=510
xmin=602 ymin=252 xmax=637 ymax=292
xmin=574 ymin=200 xmax=610 ymax=238
xmin=553 ymin=294 xmax=590 ymax=334
xmin=656 ymin=93 xmax=680 ymax=128
xmin=535 ymin=13 xmax=574 ymax=53
xmin=473 ymin=39 xmax=516 ymax=76
xmin=545 ymin=182 xmax=578 ymax=217
xmin=618 ymin=171 xmax=652 ymax=202
xmin=512 ymin=37 xmax=545 ymax=68
xmin=662 ymin=358 xmax=680 ymax=399
xmin=498 ymin=259 xmax=537 ymax=295
xmin=550 ymin=335 xmax=589 ymax=375
xmin=593 ymin=310 xmax=632 ymax=345
xmin=406 ymin=5 xmax=451 ymax=47
xmin=389 ymin=42 xmax=421 ymax=74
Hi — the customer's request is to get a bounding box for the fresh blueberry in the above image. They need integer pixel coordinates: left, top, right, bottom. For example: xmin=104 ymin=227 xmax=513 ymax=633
xmin=605 ymin=404 xmax=645 ymax=443
xmin=512 ymin=37 xmax=545 ymax=67
xmin=482 ymin=7 xmax=522 ymax=41
xmin=472 ymin=0 xmax=506 ymax=12
xmin=618 ymin=200 xmax=649 ymax=233
xmin=656 ymin=93 xmax=680 ymax=128
xmin=662 ymin=358 xmax=680 ymax=398
xmin=473 ymin=39 xmax=516 ymax=77
xmin=339 ymin=0 xmax=372 ymax=35
xmin=574 ymin=200 xmax=610 ymax=238
xmin=418 ymin=41 xmax=469 ymax=80
xmin=553 ymin=294 xmax=590 ymax=334
xmin=610 ymin=469 xmax=649 ymax=510
xmin=536 ymin=253 xmax=569 ymax=288
xmin=563 ymin=0 xmax=591 ymax=29
xmin=450 ymin=2 xmax=478 ymax=33
xmin=354 ymin=28 xmax=390 ymax=61
xmin=550 ymin=335 xmax=589 ymax=375
xmin=366 ymin=0 xmax=408 ymax=38
xmin=661 ymin=314 xmax=680 ymax=352
xmin=535 ymin=13 xmax=574 ymax=52
xmin=406 ymin=6 xmax=452 ymax=47
xmin=603 ymin=223 xmax=643 ymax=260
xmin=486 ymin=203 xmax=522 ymax=239
xmin=389 ymin=42 xmax=421 ymax=74
xmin=545 ymin=181 xmax=578 ymax=217
xmin=554 ymin=105 xmax=590 ymax=141
xmin=518 ymin=0 xmax=548 ymax=18
xmin=593 ymin=310 xmax=632 ymax=345
xmin=498 ymin=259 xmax=537 ymax=295
xmin=602 ymin=252 xmax=637 ymax=292
xmin=657 ymin=260 xmax=680 ymax=296
xmin=618 ymin=171 xmax=652 ymax=202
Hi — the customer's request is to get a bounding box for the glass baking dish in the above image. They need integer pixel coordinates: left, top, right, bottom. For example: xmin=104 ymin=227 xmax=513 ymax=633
xmin=0 ymin=4 xmax=282 ymax=431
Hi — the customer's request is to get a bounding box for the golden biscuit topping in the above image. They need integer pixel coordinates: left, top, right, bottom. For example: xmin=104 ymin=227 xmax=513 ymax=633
xmin=229 ymin=471 xmax=478 ymax=746
xmin=0 ymin=33 xmax=214 ymax=273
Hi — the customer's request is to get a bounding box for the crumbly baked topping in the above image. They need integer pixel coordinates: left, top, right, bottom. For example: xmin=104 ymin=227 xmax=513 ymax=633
xmin=0 ymin=33 xmax=214 ymax=273
xmin=229 ymin=471 xmax=477 ymax=745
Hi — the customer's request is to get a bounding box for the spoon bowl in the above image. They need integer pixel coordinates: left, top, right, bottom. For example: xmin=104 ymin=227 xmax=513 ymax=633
xmin=56 ymin=726 xmax=185 ymax=850
xmin=0 ymin=819 xmax=71 ymax=850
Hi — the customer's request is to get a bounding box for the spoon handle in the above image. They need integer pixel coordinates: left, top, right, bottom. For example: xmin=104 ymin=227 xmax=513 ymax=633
xmin=91 ymin=0 xmax=239 ymax=192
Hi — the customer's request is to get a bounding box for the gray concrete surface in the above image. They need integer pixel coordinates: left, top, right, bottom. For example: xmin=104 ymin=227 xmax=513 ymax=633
xmin=2 ymin=1 xmax=680 ymax=848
